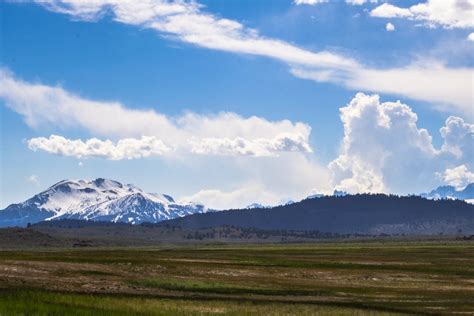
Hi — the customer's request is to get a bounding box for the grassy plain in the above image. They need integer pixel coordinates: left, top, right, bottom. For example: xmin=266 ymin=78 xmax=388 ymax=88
xmin=0 ymin=240 xmax=473 ymax=315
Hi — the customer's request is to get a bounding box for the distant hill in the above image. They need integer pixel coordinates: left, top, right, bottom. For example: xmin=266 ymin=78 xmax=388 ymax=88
xmin=160 ymin=194 xmax=474 ymax=235
xmin=0 ymin=178 xmax=207 ymax=227
xmin=421 ymin=183 xmax=474 ymax=202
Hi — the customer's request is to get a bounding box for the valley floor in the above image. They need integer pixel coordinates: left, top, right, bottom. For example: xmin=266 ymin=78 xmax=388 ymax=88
xmin=0 ymin=240 xmax=473 ymax=315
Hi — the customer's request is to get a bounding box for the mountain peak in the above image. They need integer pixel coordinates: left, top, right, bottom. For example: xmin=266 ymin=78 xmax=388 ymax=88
xmin=422 ymin=183 xmax=473 ymax=202
xmin=463 ymin=183 xmax=474 ymax=192
xmin=92 ymin=178 xmax=124 ymax=189
xmin=0 ymin=178 xmax=207 ymax=227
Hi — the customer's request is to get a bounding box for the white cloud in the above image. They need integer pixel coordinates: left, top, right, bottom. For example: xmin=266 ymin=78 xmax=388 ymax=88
xmin=371 ymin=3 xmax=413 ymax=19
xmin=291 ymin=61 xmax=474 ymax=115
xmin=294 ymin=0 xmax=328 ymax=4
xmin=330 ymin=155 xmax=387 ymax=193
xmin=27 ymin=133 xmax=314 ymax=160
xmin=385 ymin=22 xmax=395 ymax=31
xmin=346 ymin=0 xmax=378 ymax=5
xmin=181 ymin=184 xmax=280 ymax=210
xmin=294 ymin=0 xmax=377 ymax=5
xmin=0 ymin=70 xmax=312 ymax=158
xmin=370 ymin=0 xmax=474 ymax=29
xmin=468 ymin=32 xmax=474 ymax=41
xmin=31 ymin=0 xmax=474 ymax=114
xmin=440 ymin=115 xmax=474 ymax=159
xmin=329 ymin=93 xmax=473 ymax=194
xmin=28 ymin=135 xmax=171 ymax=160
xmin=347 ymin=63 xmax=473 ymax=115
xmin=189 ymin=133 xmax=312 ymax=157
xmin=27 ymin=175 xmax=40 ymax=186
xmin=182 ymin=152 xmax=331 ymax=208
xmin=442 ymin=164 xmax=474 ymax=189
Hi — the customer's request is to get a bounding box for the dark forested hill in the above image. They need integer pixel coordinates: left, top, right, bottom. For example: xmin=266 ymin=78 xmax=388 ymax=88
xmin=160 ymin=194 xmax=474 ymax=235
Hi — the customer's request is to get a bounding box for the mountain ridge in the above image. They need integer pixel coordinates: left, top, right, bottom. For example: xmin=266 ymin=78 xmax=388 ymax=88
xmin=160 ymin=194 xmax=474 ymax=235
xmin=421 ymin=183 xmax=474 ymax=202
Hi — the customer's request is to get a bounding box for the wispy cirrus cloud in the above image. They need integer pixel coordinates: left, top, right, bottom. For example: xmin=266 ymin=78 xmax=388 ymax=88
xmin=38 ymin=0 xmax=355 ymax=70
xmin=31 ymin=0 xmax=474 ymax=115
xmin=291 ymin=61 xmax=473 ymax=116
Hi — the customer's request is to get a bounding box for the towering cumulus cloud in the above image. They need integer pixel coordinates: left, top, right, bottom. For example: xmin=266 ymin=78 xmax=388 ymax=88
xmin=329 ymin=93 xmax=474 ymax=194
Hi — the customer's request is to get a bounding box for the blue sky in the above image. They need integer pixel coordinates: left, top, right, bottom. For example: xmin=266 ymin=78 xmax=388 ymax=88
xmin=1 ymin=0 xmax=473 ymax=209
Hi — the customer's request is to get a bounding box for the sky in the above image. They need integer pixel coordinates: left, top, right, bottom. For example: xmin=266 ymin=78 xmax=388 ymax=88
xmin=0 ymin=0 xmax=473 ymax=209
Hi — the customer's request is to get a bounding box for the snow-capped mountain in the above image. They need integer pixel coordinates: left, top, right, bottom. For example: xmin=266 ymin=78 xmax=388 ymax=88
xmin=0 ymin=178 xmax=207 ymax=227
xmin=421 ymin=183 xmax=474 ymax=203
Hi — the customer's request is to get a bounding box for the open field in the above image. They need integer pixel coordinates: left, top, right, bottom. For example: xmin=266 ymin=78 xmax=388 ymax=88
xmin=0 ymin=223 xmax=392 ymax=248
xmin=0 ymin=240 xmax=473 ymax=315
